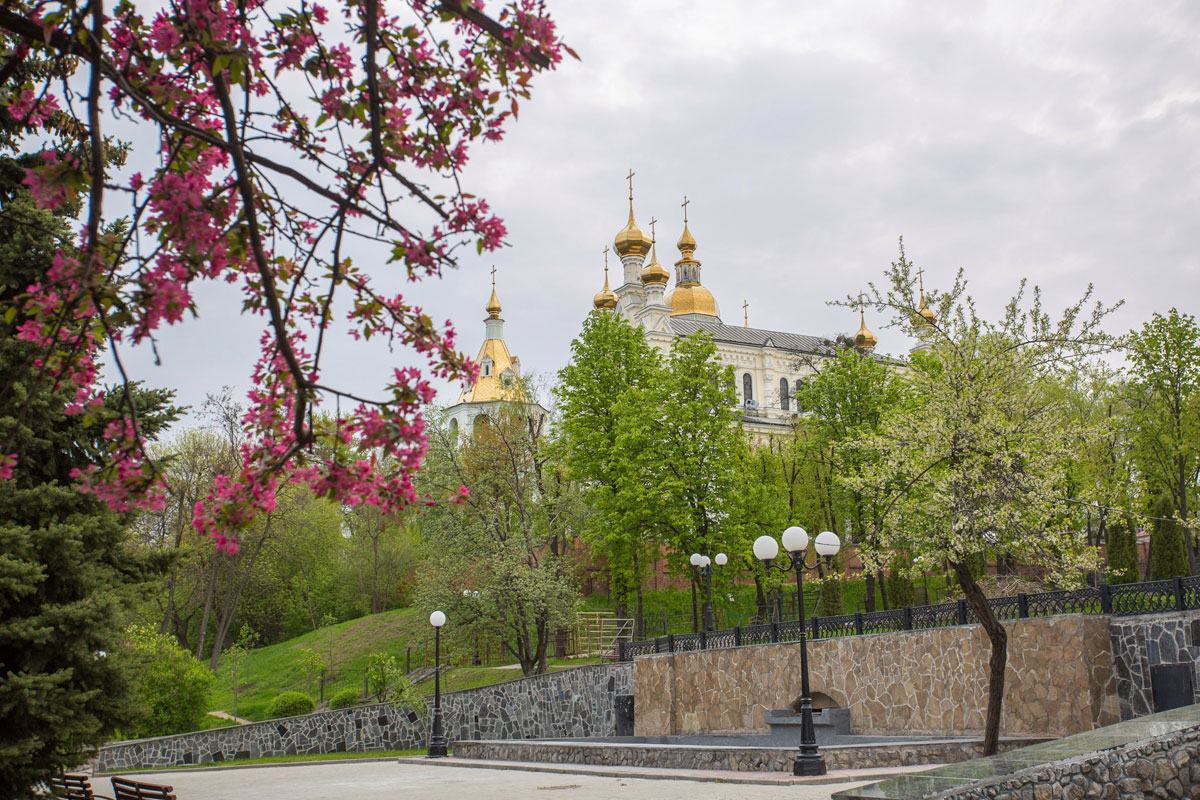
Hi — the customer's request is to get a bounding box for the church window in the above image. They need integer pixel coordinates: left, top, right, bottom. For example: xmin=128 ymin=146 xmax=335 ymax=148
xmin=449 ymin=418 xmax=459 ymax=437
xmin=502 ymin=372 xmax=515 ymax=388
xmin=743 ymin=373 xmax=754 ymax=406
xmin=779 ymin=378 xmax=790 ymax=411
xmin=481 ymin=358 xmax=493 ymax=378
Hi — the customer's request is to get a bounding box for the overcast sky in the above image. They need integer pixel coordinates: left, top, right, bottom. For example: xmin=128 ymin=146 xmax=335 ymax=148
xmin=112 ymin=0 xmax=1200 ymax=418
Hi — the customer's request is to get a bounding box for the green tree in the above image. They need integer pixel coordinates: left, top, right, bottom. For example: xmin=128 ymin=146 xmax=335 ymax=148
xmin=1105 ymin=517 xmax=1139 ymax=585
xmin=1148 ymin=494 xmax=1189 ymax=580
xmin=0 ymin=142 xmax=179 ymax=792
xmin=815 ymin=576 xmax=845 ymax=617
xmin=124 ymin=626 xmax=214 ymax=738
xmin=616 ymin=332 xmax=746 ymax=632
xmin=224 ymin=625 xmax=257 ymax=720
xmin=556 ymin=310 xmax=663 ymax=625
xmin=295 ymin=647 xmax=325 ymax=699
xmin=799 ymin=346 xmax=904 ymax=610
xmin=848 ymin=244 xmax=1116 ymax=755
xmin=417 ymin=405 xmax=580 ymax=675
xmin=1127 ymin=309 xmax=1200 ymax=573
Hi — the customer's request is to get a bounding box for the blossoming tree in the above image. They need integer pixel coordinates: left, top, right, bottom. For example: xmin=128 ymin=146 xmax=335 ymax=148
xmin=0 ymin=0 xmax=569 ymax=551
xmin=846 ymin=242 xmax=1119 ymax=755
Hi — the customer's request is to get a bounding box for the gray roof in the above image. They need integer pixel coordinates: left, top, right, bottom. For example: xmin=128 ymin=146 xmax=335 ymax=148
xmin=668 ymin=316 xmax=840 ymax=357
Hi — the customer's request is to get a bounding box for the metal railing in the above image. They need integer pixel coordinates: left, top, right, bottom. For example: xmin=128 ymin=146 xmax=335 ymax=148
xmin=617 ymin=575 xmax=1200 ymax=662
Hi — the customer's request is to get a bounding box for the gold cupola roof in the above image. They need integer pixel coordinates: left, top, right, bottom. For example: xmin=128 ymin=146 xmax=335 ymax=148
xmin=593 ymin=247 xmax=618 ymax=311
xmin=913 ymin=266 xmax=936 ymax=327
xmin=853 ymin=303 xmax=878 ymax=351
xmin=640 ymin=217 xmax=670 ymax=286
xmin=486 ymin=268 xmax=502 ymax=319
xmin=666 ymin=196 xmax=720 ymax=319
xmin=613 ymin=169 xmax=652 ymax=259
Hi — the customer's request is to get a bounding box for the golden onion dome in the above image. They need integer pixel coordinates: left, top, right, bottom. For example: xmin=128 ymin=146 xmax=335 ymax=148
xmin=667 ymin=284 xmax=720 ymax=317
xmin=593 ymin=278 xmax=618 ymax=311
xmin=640 ymin=239 xmax=670 ymax=286
xmin=917 ymin=302 xmax=936 ymax=326
xmin=614 ymin=201 xmax=652 ymax=259
xmin=677 ymin=220 xmax=696 ymax=254
xmin=854 ymin=309 xmax=878 ymax=351
xmin=486 ymin=285 xmax=502 ymax=319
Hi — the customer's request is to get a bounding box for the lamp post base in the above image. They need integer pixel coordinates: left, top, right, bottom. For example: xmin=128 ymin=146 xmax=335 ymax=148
xmin=427 ymin=736 xmax=448 ymax=759
xmin=792 ymin=752 xmax=826 ymax=777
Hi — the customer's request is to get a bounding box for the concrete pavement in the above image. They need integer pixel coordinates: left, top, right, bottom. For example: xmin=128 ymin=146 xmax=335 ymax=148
xmin=111 ymin=757 xmax=880 ymax=799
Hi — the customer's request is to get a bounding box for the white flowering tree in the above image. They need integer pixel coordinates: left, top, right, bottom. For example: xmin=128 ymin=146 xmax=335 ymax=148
xmin=845 ymin=243 xmax=1119 ymax=755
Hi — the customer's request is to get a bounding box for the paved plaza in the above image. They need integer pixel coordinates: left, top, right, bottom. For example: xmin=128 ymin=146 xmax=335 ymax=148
xmin=113 ymin=758 xmax=876 ymax=799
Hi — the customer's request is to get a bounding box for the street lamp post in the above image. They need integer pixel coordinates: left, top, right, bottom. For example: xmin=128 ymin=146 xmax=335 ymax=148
xmin=689 ymin=552 xmax=728 ymax=631
xmin=427 ymin=610 xmax=448 ymax=758
xmin=753 ymin=526 xmax=841 ymax=777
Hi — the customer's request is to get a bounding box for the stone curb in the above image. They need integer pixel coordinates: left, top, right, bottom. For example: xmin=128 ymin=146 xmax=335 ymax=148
xmin=396 ymin=755 xmax=934 ymax=786
xmin=102 ymin=755 xmax=404 ymax=776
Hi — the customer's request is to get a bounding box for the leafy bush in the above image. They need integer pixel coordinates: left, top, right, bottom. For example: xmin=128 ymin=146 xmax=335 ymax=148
xmin=268 ymin=691 xmax=315 ymax=719
xmin=330 ymin=688 xmax=360 ymax=710
xmin=126 ymin=625 xmax=214 ymax=738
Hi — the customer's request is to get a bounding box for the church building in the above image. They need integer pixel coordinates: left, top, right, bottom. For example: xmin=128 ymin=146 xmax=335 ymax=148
xmin=443 ymin=270 xmax=548 ymax=438
xmin=591 ymin=177 xmax=910 ymax=436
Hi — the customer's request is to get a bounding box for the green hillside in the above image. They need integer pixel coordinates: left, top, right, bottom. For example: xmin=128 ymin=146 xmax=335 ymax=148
xmin=209 ymin=608 xmax=597 ymax=721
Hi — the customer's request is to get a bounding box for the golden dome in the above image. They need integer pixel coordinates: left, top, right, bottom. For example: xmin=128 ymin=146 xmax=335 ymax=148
xmin=912 ymin=267 xmax=936 ymax=327
xmin=640 ymin=235 xmax=670 ymax=286
xmin=667 ymin=285 xmax=720 ymax=317
xmin=593 ymin=278 xmax=618 ymax=311
xmin=854 ymin=309 xmax=878 ymax=351
xmin=486 ymin=285 xmax=502 ymax=319
xmin=677 ymin=220 xmax=696 ymax=254
xmin=614 ymin=200 xmax=651 ymax=259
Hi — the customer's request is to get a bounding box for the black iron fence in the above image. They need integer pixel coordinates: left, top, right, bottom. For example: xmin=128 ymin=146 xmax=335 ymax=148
xmin=617 ymin=575 xmax=1200 ymax=662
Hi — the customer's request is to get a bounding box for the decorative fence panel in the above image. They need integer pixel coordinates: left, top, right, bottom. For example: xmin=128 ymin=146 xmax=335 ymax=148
xmin=617 ymin=575 xmax=1200 ymax=662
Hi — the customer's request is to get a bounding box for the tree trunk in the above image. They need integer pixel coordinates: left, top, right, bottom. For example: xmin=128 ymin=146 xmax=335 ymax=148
xmin=877 ymin=571 xmax=889 ymax=611
xmin=753 ymin=576 xmax=768 ymax=623
xmin=864 ymin=572 xmax=877 ymax=612
xmin=952 ymin=559 xmax=1006 ymax=756
xmin=635 ymin=586 xmax=644 ymax=640
xmin=195 ymin=557 xmax=219 ymax=661
xmin=1180 ymin=456 xmax=1196 ymax=575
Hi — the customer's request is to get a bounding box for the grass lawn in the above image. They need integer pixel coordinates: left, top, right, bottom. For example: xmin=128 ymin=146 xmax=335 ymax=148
xmin=97 ymin=749 xmax=426 ymax=773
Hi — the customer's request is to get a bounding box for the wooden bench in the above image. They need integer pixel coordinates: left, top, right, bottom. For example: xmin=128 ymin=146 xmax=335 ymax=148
xmin=109 ymin=777 xmax=176 ymax=800
xmin=47 ymin=774 xmax=114 ymax=800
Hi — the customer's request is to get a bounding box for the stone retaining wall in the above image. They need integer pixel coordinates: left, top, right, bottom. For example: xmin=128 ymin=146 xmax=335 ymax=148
xmin=97 ymin=662 xmax=632 ymax=772
xmin=934 ymin=725 xmax=1200 ymax=799
xmin=1110 ymin=610 xmax=1200 ymax=720
xmin=453 ymin=737 xmax=1046 ymax=773
xmin=634 ymin=614 xmax=1120 ymax=738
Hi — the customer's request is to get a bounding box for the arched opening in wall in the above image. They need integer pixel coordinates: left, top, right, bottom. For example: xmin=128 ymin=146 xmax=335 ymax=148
xmin=791 ymin=691 xmax=841 ymax=711
xmin=794 ymin=378 xmax=806 ymax=413
xmin=743 ymin=373 xmax=754 ymax=406
xmin=779 ymin=378 xmax=790 ymax=411
xmin=448 ymin=418 xmax=459 ymax=437
xmin=472 ymin=414 xmax=490 ymax=435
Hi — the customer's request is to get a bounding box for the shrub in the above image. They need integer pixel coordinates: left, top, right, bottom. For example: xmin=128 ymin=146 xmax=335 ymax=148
xmin=330 ymin=688 xmax=360 ymax=710
xmin=268 ymin=691 xmax=315 ymax=719
xmin=126 ymin=625 xmax=214 ymax=738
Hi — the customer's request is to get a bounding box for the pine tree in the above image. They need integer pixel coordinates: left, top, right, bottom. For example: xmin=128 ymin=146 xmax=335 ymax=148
xmin=1148 ymin=495 xmax=1189 ymax=581
xmin=0 ymin=147 xmax=178 ymax=795
xmin=1105 ymin=517 xmax=1139 ymax=584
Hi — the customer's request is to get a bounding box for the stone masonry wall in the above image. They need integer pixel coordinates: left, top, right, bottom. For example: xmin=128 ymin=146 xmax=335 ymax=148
xmin=633 ymin=614 xmax=1120 ymax=738
xmin=1110 ymin=610 xmax=1200 ymax=720
xmin=934 ymin=724 xmax=1200 ymax=800
xmin=97 ymin=662 xmax=632 ymax=771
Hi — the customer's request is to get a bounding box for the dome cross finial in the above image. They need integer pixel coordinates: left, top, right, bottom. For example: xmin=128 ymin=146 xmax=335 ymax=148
xmin=626 ymin=168 xmax=635 ymax=205
xmin=603 ymin=245 xmax=610 ymax=280
xmin=681 ymin=195 xmax=690 ymax=225
xmin=743 ymin=299 xmax=749 ymax=328
xmin=485 ymin=265 xmax=502 ymax=319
